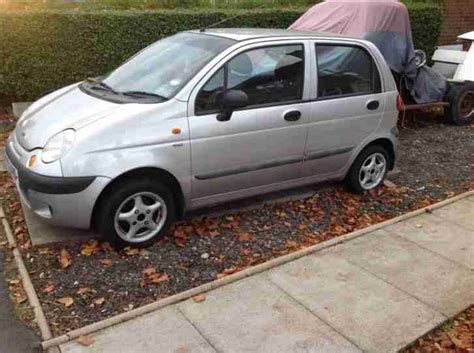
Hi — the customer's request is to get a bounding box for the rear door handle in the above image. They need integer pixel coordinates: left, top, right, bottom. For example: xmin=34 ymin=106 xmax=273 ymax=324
xmin=367 ymin=100 xmax=380 ymax=111
xmin=284 ymin=111 xmax=301 ymax=122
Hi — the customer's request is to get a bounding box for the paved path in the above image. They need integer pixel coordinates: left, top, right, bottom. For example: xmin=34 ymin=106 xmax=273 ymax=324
xmin=57 ymin=196 xmax=473 ymax=352
xmin=0 ymin=251 xmax=39 ymax=353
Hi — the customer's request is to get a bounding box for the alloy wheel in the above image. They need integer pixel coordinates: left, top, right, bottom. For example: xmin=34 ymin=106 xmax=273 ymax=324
xmin=358 ymin=152 xmax=387 ymax=190
xmin=114 ymin=192 xmax=167 ymax=243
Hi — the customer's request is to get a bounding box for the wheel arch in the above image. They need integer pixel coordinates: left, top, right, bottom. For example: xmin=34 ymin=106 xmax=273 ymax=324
xmin=91 ymin=167 xmax=185 ymax=229
xmin=360 ymin=138 xmax=396 ymax=170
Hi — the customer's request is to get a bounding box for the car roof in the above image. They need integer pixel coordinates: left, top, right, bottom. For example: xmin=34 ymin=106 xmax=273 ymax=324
xmin=187 ymin=28 xmax=352 ymax=42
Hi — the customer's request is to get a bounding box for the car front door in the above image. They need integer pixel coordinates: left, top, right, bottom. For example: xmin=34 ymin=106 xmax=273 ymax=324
xmin=188 ymin=41 xmax=311 ymax=201
xmin=302 ymin=41 xmax=385 ymax=178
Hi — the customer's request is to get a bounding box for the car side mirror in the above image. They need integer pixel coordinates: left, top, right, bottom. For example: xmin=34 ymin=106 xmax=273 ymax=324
xmin=216 ymin=90 xmax=248 ymax=122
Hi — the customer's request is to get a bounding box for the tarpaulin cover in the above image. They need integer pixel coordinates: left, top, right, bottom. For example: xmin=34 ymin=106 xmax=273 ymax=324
xmin=290 ymin=0 xmax=446 ymax=103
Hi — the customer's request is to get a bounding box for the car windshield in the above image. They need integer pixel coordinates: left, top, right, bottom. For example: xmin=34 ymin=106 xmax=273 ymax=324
xmin=102 ymin=32 xmax=235 ymax=99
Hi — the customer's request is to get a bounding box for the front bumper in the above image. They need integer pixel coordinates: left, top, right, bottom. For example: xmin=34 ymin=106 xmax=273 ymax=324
xmin=4 ymin=138 xmax=110 ymax=229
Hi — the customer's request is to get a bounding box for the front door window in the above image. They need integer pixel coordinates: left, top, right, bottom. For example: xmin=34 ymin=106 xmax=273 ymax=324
xmin=195 ymin=44 xmax=305 ymax=115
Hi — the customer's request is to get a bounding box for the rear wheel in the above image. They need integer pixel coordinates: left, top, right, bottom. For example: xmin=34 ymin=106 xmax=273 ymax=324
xmin=345 ymin=145 xmax=389 ymax=194
xmin=445 ymin=82 xmax=474 ymax=126
xmin=97 ymin=178 xmax=175 ymax=247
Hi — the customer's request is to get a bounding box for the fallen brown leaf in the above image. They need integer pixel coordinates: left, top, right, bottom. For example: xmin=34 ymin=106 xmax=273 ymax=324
xmin=446 ymin=332 xmax=468 ymax=349
xmin=57 ymin=297 xmax=74 ymax=307
xmin=223 ymin=266 xmax=237 ymax=275
xmin=76 ymin=335 xmax=95 ymax=346
xmin=101 ymin=242 xmax=114 ymax=253
xmin=237 ymin=232 xmax=252 ymax=242
xmin=93 ymin=297 xmax=105 ymax=305
xmin=77 ymin=287 xmax=91 ymax=295
xmin=149 ymin=273 xmax=169 ymax=284
xmin=297 ymin=224 xmax=307 ymax=230
xmin=43 ymin=283 xmax=55 ymax=294
xmin=58 ymin=249 xmax=72 ymax=269
xmin=100 ymin=259 xmax=112 ymax=266
xmin=123 ymin=247 xmax=139 ymax=256
xmin=81 ymin=240 xmax=100 ymax=256
xmin=193 ymin=294 xmax=206 ymax=303
xmin=143 ymin=267 xmax=157 ymax=276
xmin=208 ymin=229 xmax=220 ymax=238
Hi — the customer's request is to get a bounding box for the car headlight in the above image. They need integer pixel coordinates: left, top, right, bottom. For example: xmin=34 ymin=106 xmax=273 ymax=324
xmin=41 ymin=129 xmax=75 ymax=163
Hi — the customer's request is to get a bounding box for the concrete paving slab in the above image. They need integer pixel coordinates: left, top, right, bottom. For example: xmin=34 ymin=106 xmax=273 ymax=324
xmin=22 ymin=203 xmax=97 ymax=246
xmin=385 ymin=213 xmax=474 ymax=269
xmin=431 ymin=198 xmax=474 ymax=230
xmin=267 ymin=253 xmax=445 ymax=353
xmin=60 ymin=306 xmax=215 ymax=353
xmin=330 ymin=230 xmax=474 ymax=317
xmin=178 ymin=274 xmax=361 ymax=353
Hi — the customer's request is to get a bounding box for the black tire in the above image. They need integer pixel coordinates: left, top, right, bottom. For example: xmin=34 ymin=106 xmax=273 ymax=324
xmin=445 ymin=82 xmax=474 ymax=126
xmin=96 ymin=177 xmax=175 ymax=248
xmin=345 ymin=145 xmax=390 ymax=194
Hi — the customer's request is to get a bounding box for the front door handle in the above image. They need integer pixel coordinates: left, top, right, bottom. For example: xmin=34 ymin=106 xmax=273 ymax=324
xmin=284 ymin=111 xmax=301 ymax=122
xmin=367 ymin=100 xmax=380 ymax=110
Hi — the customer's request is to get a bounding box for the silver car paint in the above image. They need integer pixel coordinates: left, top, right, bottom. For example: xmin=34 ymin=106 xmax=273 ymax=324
xmin=6 ymin=29 xmax=398 ymax=229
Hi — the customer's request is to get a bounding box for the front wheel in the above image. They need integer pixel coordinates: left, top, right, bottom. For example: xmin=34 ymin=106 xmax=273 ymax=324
xmin=345 ymin=145 xmax=389 ymax=194
xmin=97 ymin=178 xmax=175 ymax=247
xmin=445 ymin=82 xmax=474 ymax=126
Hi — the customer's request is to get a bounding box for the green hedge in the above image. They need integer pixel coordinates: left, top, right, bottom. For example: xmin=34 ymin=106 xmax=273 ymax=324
xmin=0 ymin=5 xmax=442 ymax=101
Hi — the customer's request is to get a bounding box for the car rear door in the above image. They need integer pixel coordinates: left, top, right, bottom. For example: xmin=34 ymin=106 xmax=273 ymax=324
xmin=188 ymin=41 xmax=312 ymax=201
xmin=303 ymin=40 xmax=385 ymax=178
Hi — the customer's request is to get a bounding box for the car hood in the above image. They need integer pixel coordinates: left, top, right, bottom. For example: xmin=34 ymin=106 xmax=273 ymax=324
xmin=16 ymin=83 xmax=121 ymax=151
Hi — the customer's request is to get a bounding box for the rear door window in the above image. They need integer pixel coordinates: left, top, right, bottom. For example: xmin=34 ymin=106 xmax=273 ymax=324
xmin=316 ymin=44 xmax=381 ymax=99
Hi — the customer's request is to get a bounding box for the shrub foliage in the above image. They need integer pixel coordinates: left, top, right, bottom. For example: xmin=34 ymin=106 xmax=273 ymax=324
xmin=0 ymin=5 xmax=442 ymax=100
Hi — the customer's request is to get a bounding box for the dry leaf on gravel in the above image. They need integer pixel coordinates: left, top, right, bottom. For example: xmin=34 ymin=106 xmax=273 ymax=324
xmin=143 ymin=267 xmax=156 ymax=276
xmin=149 ymin=273 xmax=169 ymax=284
xmin=77 ymin=287 xmax=91 ymax=295
xmin=93 ymin=297 xmax=105 ymax=305
xmin=223 ymin=266 xmax=237 ymax=275
xmin=57 ymin=297 xmax=74 ymax=307
xmin=446 ymin=332 xmax=468 ymax=349
xmin=123 ymin=247 xmax=140 ymax=256
xmin=101 ymin=242 xmax=114 ymax=253
xmin=193 ymin=294 xmax=206 ymax=303
xmin=237 ymin=232 xmax=252 ymax=242
xmin=58 ymin=249 xmax=72 ymax=268
xmin=76 ymin=335 xmax=95 ymax=346
xmin=100 ymin=259 xmax=112 ymax=266
xmin=81 ymin=240 xmax=100 ymax=256
xmin=208 ymin=229 xmax=220 ymax=238
xmin=43 ymin=283 xmax=55 ymax=294
xmin=297 ymin=224 xmax=307 ymax=230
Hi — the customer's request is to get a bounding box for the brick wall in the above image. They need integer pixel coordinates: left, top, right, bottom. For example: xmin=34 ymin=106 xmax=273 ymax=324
xmin=438 ymin=0 xmax=474 ymax=45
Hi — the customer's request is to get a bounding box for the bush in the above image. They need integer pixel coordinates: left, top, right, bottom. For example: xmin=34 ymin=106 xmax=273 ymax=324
xmin=0 ymin=5 xmax=442 ymax=101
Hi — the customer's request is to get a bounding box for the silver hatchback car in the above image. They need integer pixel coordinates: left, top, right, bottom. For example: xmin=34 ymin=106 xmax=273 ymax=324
xmin=5 ymin=29 xmax=399 ymax=246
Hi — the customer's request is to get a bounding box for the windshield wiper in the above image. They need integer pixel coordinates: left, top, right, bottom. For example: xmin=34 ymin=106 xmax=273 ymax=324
xmin=85 ymin=77 xmax=120 ymax=95
xmin=121 ymin=91 xmax=168 ymax=101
